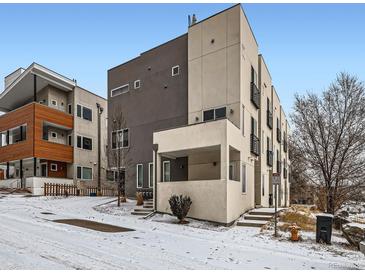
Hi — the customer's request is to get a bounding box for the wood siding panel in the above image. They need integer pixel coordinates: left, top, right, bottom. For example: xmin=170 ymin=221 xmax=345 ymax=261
xmin=34 ymin=103 xmax=74 ymax=163
xmin=0 ymin=103 xmax=34 ymax=163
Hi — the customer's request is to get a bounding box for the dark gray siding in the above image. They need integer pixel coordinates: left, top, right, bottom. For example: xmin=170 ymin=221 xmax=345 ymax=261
xmin=108 ymin=34 xmax=188 ymax=197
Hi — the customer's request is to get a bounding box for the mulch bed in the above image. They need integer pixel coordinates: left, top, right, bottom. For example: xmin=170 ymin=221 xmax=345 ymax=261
xmin=53 ymin=219 xmax=134 ymax=233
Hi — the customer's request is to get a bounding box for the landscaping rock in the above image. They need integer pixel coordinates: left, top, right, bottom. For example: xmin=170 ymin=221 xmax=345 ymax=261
xmin=342 ymin=223 xmax=365 ymax=248
xmin=360 ymin=241 xmax=365 ymax=255
xmin=333 ymin=215 xmax=350 ymax=230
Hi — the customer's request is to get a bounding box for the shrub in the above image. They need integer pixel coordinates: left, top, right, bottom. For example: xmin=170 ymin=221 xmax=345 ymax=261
xmin=169 ymin=195 xmax=192 ymax=223
xmin=136 ymin=192 xmax=144 ymax=206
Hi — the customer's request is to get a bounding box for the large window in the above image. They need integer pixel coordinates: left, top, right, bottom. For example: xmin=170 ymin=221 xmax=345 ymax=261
xmin=136 ymin=164 xmax=143 ymax=188
xmin=1 ymin=124 xmax=27 ymax=147
xmin=77 ymin=105 xmax=92 ymax=121
xmin=148 ymin=162 xmax=154 ymax=188
xmin=77 ymin=136 xmax=92 ymax=150
xmin=111 ymin=84 xmax=129 ymax=97
xmin=111 ymin=128 xmax=129 ymax=149
xmin=251 ymin=66 xmax=258 ymax=86
xmin=203 ymin=107 xmax=226 ymax=122
xmin=77 ymin=166 xmax=93 ymax=180
xmin=163 ymin=161 xmax=171 ymax=182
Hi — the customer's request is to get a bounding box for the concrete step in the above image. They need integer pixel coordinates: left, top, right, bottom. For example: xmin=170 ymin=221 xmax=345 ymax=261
xmin=144 ymin=201 xmax=153 ymax=205
xmin=131 ymin=211 xmax=151 ymax=216
xmin=244 ymin=214 xmax=273 ymax=221
xmin=237 ymin=220 xmax=268 ymax=228
xmin=249 ymin=211 xmax=275 ymax=216
xmin=134 ymin=208 xmax=153 ymax=212
xmin=143 ymin=205 xmax=153 ymax=209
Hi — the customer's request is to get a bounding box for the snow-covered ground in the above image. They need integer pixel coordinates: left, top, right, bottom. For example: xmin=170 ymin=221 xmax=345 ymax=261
xmin=0 ymin=194 xmax=364 ymax=270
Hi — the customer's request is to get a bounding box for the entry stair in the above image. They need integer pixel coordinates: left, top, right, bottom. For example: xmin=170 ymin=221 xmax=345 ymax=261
xmin=237 ymin=207 xmax=284 ymax=228
xmin=131 ymin=200 xmax=154 ymax=216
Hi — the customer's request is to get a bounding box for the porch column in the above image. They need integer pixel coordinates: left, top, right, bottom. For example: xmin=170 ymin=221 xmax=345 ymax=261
xmin=33 ymin=157 xmax=37 ymax=177
xmin=6 ymin=162 xmax=9 ymax=179
xmin=19 ymin=159 xmax=23 ymax=188
xmin=33 ymin=74 xmax=37 ymax=102
xmin=220 ymin=143 xmax=228 ymax=180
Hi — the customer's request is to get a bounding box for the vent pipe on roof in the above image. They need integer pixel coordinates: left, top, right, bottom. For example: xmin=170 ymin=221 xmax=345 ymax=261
xmin=188 ymin=14 xmax=198 ymax=27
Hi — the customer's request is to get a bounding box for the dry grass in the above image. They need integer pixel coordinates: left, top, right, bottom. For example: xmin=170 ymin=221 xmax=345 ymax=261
xmin=136 ymin=192 xmax=144 ymax=206
xmin=278 ymin=205 xmax=318 ymax=232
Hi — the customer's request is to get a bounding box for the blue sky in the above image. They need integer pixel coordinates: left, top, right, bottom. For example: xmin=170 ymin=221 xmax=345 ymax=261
xmin=0 ymin=3 xmax=364 ymax=114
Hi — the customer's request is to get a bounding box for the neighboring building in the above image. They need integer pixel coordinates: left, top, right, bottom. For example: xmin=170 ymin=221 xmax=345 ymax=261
xmin=107 ymin=35 xmax=188 ymax=197
xmin=0 ymin=63 xmax=108 ymax=193
xmin=108 ymin=4 xmax=290 ymax=224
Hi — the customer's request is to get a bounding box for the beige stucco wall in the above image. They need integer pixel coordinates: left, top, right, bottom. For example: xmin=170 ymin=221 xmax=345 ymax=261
xmin=188 ymin=5 xmax=241 ymax=128
xmin=73 ymin=87 xmax=108 ymax=187
xmin=154 ymin=119 xmax=255 ymax=224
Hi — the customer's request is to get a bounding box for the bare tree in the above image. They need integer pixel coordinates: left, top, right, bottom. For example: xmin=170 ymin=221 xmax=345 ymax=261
xmin=108 ymin=111 xmax=132 ymax=207
xmin=291 ymin=73 xmax=365 ymax=214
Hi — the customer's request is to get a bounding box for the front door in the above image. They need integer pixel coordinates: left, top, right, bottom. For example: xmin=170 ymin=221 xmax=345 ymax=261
xmin=41 ymin=163 xmax=48 ymax=177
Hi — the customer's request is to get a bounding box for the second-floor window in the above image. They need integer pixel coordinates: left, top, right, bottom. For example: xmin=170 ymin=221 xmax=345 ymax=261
xmin=111 ymin=128 xmax=129 ymax=149
xmin=0 ymin=124 xmax=27 ymax=147
xmin=203 ymin=107 xmax=226 ymax=122
xmin=77 ymin=105 xmax=92 ymax=121
xmin=111 ymin=84 xmax=129 ymax=97
xmin=77 ymin=136 xmax=92 ymax=150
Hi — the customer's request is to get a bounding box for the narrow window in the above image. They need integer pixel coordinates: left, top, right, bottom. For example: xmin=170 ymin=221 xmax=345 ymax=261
xmin=68 ymin=135 xmax=72 ymax=146
xmin=77 ymin=136 xmax=82 ymax=148
xmin=136 ymin=164 xmax=143 ymax=188
xmin=111 ymin=132 xmax=117 ymax=149
xmin=122 ymin=129 xmax=129 ymax=147
xmin=229 ymin=163 xmax=234 ymax=181
xmin=242 ymin=164 xmax=246 ymax=193
xmin=163 ymin=161 xmax=171 ymax=182
xmin=134 ymin=80 xmax=141 ymax=89
xmin=262 ymin=174 xmax=265 ymax=196
xmin=68 ymin=104 xmax=72 ymax=114
xmin=242 ymin=105 xmax=245 ymax=136
xmin=77 ymin=104 xmax=82 ymax=118
xmin=77 ymin=166 xmax=82 ymax=179
xmin=148 ymin=162 xmax=154 ymax=188
xmin=50 ymin=163 xmax=58 ymax=172
xmin=172 ymin=65 xmax=180 ymax=76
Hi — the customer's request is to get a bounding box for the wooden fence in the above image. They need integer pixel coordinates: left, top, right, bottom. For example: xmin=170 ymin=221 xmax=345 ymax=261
xmin=44 ymin=183 xmax=117 ymax=197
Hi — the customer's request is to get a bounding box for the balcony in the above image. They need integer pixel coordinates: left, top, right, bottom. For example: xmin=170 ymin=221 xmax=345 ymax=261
xmin=0 ymin=102 xmax=73 ymax=164
xmin=267 ymin=110 xmax=273 ymax=129
xmin=276 ymin=128 xmax=281 ymax=143
xmin=283 ymin=139 xmax=288 ymax=153
xmin=250 ymin=134 xmax=260 ymax=156
xmin=266 ymin=150 xmax=273 ymax=167
xmin=250 ymin=82 xmax=260 ymax=109
xmin=276 ymin=160 xmax=281 ymax=174
xmin=283 ymin=167 xmax=288 ymax=179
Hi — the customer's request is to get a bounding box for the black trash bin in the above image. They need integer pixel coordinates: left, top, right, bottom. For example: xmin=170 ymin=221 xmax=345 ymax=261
xmin=316 ymin=213 xmax=334 ymax=244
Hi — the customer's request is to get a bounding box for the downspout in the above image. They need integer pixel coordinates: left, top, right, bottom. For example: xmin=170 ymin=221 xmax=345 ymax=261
xmin=152 ymin=144 xmax=158 ymax=212
xmin=96 ymin=103 xmax=103 ymax=196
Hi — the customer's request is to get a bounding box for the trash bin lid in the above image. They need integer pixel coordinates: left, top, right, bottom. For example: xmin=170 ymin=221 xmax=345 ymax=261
xmin=316 ymin=213 xmax=334 ymax=219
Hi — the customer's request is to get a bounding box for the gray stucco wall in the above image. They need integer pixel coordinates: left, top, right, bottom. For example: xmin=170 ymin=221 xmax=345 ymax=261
xmin=108 ymin=34 xmax=188 ymax=197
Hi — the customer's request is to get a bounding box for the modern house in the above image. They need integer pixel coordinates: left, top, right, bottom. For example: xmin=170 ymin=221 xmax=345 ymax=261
xmin=109 ymin=4 xmax=290 ymax=224
xmin=0 ymin=63 xmax=108 ymax=194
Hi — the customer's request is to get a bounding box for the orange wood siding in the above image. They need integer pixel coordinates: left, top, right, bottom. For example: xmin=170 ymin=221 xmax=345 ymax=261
xmin=0 ymin=102 xmax=74 ymax=164
xmin=0 ymin=103 xmax=34 ymax=163
xmin=46 ymin=160 xmax=67 ymax=178
xmin=34 ymin=103 xmax=74 ymax=163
